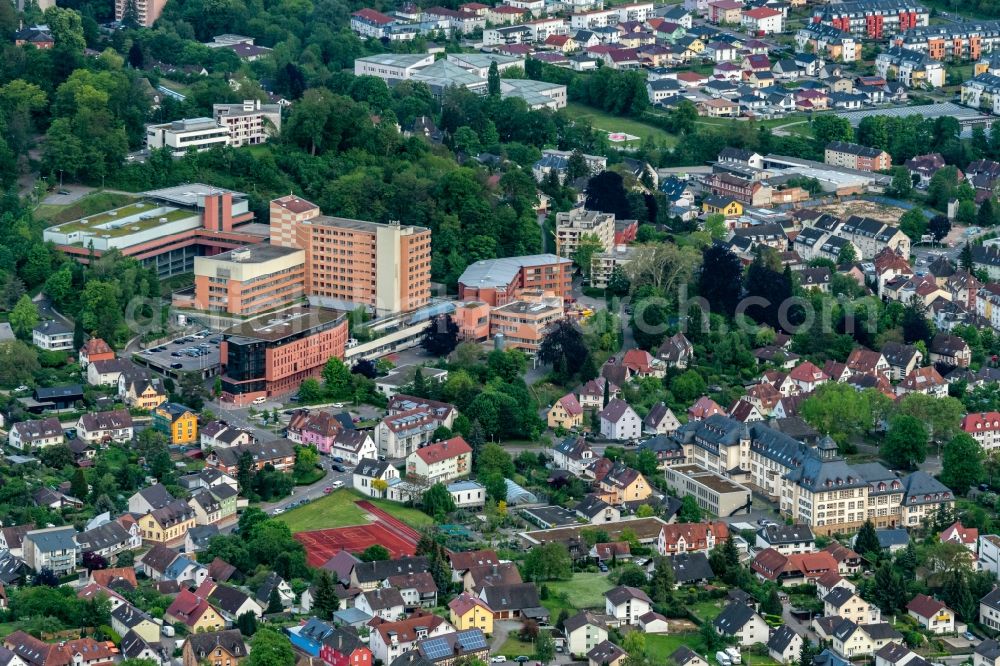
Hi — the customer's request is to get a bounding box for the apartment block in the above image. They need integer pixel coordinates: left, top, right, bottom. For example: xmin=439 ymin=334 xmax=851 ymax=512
xmin=961 ymin=412 xmax=1000 ymax=450
xmin=665 ymin=463 xmax=752 ymax=517
xmin=824 ymin=141 xmax=892 ymax=172
xmin=896 ymin=20 xmax=1000 ymax=61
xmin=269 ymin=196 xmax=431 ymax=315
xmin=490 ymin=299 xmax=564 ymax=353
xmin=43 ymin=184 xmax=263 ymax=277
xmin=962 ymin=73 xmax=1000 ymax=115
xmin=875 ymin=46 xmax=945 ymax=87
xmin=188 ymin=245 xmax=306 ymax=316
xmin=212 ymin=100 xmax=282 ymax=148
xmin=220 ymin=306 xmax=348 ymax=403
xmin=146 ymin=118 xmax=230 ymax=154
xmin=555 ymin=208 xmax=616 ymax=259
xmin=457 ymin=254 xmax=572 ymax=306
xmin=795 ymin=24 xmax=859 ymax=62
xmin=115 ymin=0 xmax=167 ymax=27
xmin=811 ymin=0 xmax=928 ymax=39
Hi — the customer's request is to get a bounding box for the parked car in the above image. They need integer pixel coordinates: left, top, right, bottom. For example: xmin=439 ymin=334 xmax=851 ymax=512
xmin=323 ymin=486 xmax=334 ymax=494
xmin=491 ymin=658 xmax=506 ymax=664
xmin=332 ymin=463 xmax=346 ymax=473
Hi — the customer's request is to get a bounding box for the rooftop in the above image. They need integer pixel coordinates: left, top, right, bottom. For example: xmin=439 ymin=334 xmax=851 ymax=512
xmin=223 ymin=306 xmax=345 ymax=343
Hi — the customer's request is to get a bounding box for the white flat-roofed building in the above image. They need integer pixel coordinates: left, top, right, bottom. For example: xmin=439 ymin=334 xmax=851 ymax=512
xmin=353 ymin=53 xmax=437 ymax=82
xmin=665 ymin=463 xmax=753 ymax=517
xmin=212 ymin=100 xmax=282 ymax=147
xmin=146 ymin=117 xmax=230 ymax=155
xmin=446 ymin=53 xmax=525 ymax=77
xmin=500 ymin=79 xmax=568 ymax=109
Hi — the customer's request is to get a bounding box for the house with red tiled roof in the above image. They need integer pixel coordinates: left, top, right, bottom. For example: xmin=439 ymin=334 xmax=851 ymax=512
xmin=940 ymin=521 xmax=978 ymax=551
xmin=789 ymin=361 xmax=829 ymax=393
xmin=961 ymin=411 xmax=1000 ymax=450
xmin=742 ymin=6 xmax=783 ymax=34
xmin=656 ymin=522 xmax=728 ymax=556
xmin=164 ymin=589 xmax=224 ymax=633
xmin=751 ymin=548 xmax=838 ymax=586
xmin=846 ymin=348 xmax=890 ymax=380
xmin=688 ymin=396 xmax=725 ymax=421
xmin=549 ymin=393 xmax=584 ymax=430
xmin=823 ymin=361 xmax=852 ymax=383
xmin=907 ymin=594 xmax=955 ymax=634
xmin=350 ymin=9 xmax=396 ymax=38
xmin=4 ymin=632 xmax=118 ymax=666
xmin=79 ymin=338 xmax=115 ymax=368
xmin=745 ymin=382 xmax=782 ymax=414
xmin=896 ymin=366 xmax=947 ymax=398
xmin=598 ymin=465 xmax=651 ymax=505
xmin=405 ymin=436 xmax=472 ymax=484
xmin=368 ymin=611 xmax=452 ymax=664
xmin=579 ymin=378 xmax=621 ymax=410
xmin=622 ymin=349 xmax=666 ymax=378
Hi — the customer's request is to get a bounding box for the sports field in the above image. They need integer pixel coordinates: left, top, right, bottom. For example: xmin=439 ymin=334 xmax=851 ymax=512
xmin=288 ymin=496 xmax=426 ymax=566
xmin=277 ymin=488 xmax=433 ymax=532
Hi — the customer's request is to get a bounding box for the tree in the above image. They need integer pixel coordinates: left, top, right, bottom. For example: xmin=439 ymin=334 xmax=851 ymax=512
xmin=929 ymin=215 xmax=951 ymax=242
xmin=39 ymin=445 xmax=74 ymax=469
xmin=700 ymin=245 xmax=743 ymax=316
xmin=422 ymin=483 xmax=457 ymax=518
xmin=703 ymin=213 xmax=726 ymax=239
xmin=837 ymin=243 xmax=858 ymax=265
xmin=941 ymin=432 xmax=985 ymax=495
xmin=672 ymin=370 xmax=706 ymax=403
xmin=870 ymin=561 xmax=907 ymax=615
xmin=881 ymin=414 xmax=928 ymax=470
xmin=887 ymin=166 xmax=913 ymax=199
xmin=585 ymin=171 xmax=631 ymax=219
xmin=70 ymin=468 xmax=88 ymax=500
xmin=0 ymin=340 xmax=40 ymax=388
xmin=538 ymin=318 xmax=589 ymax=381
xmin=677 ymin=495 xmax=702 ymax=523
xmin=236 ymin=610 xmax=258 ymax=636
xmin=700 ymin=621 xmax=724 ymax=653
xmin=266 ymin=587 xmax=283 ymax=614
xmin=360 ymin=545 xmax=390 ymax=562
xmin=649 ymin=557 xmax=675 ymax=604
xmin=761 ymin=587 xmax=782 ymax=616
xmin=298 ymin=378 xmax=324 ymax=403
xmin=981 ymin=197 xmax=998 ymax=228
xmin=487 ymin=61 xmax=501 ymax=97
xmin=322 ymin=358 xmax=352 ymax=399
xmin=422 ymin=315 xmax=459 ymax=356
xmin=899 ymin=208 xmax=927 ymax=242
xmin=854 ymin=520 xmax=881 ymax=558
xmin=960 ymin=242 xmax=974 ymax=272
xmin=523 ymin=542 xmax=572 ymax=581
xmin=535 ymin=630 xmax=555 ymax=663
xmin=573 ymin=233 xmax=605 ymax=278
xmin=9 ymin=295 xmax=39 ymax=339
xmin=247 ymin=628 xmax=295 ymax=666
xmin=800 ymin=383 xmax=875 ymax=448
xmin=812 ymin=115 xmax=854 ymax=146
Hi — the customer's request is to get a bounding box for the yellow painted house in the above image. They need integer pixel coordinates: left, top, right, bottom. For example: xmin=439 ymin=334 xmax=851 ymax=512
xmin=547 ymin=393 xmax=584 ymax=430
xmin=139 ymin=500 xmax=197 ymax=545
xmin=154 ymin=402 xmax=198 ymax=445
xmin=702 ymin=195 xmax=743 ymax=218
xmin=128 ymin=378 xmax=167 ymax=411
xmin=597 ymin=466 xmax=652 ymax=506
xmin=448 ymin=593 xmax=494 ymax=635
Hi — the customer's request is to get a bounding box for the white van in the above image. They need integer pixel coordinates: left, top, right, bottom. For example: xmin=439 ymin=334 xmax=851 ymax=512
xmin=716 ymin=651 xmax=731 ymax=666
xmin=726 ymin=648 xmax=741 ymax=664
xmin=252 ymin=396 xmax=266 ymax=405
xmin=331 ymin=480 xmax=344 ymax=489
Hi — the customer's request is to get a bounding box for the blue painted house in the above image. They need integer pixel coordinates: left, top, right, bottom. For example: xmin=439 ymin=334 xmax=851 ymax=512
xmin=288 ymin=618 xmax=336 ymax=656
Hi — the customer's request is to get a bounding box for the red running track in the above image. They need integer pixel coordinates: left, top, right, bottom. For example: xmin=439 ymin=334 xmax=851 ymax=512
xmin=292 ymin=500 xmax=422 ymax=567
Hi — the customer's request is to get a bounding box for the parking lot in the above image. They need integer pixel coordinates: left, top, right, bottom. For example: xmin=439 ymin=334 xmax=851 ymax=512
xmin=133 ymin=329 xmax=222 ymax=377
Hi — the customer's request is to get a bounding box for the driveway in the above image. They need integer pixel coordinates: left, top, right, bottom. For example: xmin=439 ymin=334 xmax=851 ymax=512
xmin=491 ymin=620 xmax=521 ymax=652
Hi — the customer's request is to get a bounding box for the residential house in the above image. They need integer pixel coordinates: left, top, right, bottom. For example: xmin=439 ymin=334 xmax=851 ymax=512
xmin=165 ymin=589 xmax=225 ymax=633
xmin=564 ymin=611 xmax=611 ymax=657
xmin=356 ymin=588 xmax=406 ymax=621
xmin=714 ymin=603 xmax=770 ymax=646
xmin=153 ymin=403 xmax=198 ymax=445
xmin=929 ymin=333 xmax=971 ymax=367
xmin=548 ymin=394 xmax=584 ymax=430
xmin=587 ymin=641 xmax=628 ymax=666
xmin=111 ymin=604 xmax=161 ymax=643
xmin=23 ymin=526 xmax=79 ymax=575
xmin=768 ymin=626 xmax=803 ymax=664
xmin=643 ymin=402 xmax=680 ymax=435
xmin=604 ymin=586 xmax=652 ymax=625
xmin=353 ymin=459 xmax=401 ymax=497
xmin=8 ymin=418 xmax=63 ymax=451
xmin=449 ymin=593 xmax=493 ymax=634
xmin=477 ymin=583 xmax=543 ymax=620
xmin=907 ymin=594 xmax=955 ymax=634
xmin=77 ymin=410 xmax=133 ymax=444
xmin=181 ymin=630 xmax=247 ymax=666
xmin=597 ymin=465 xmax=651 ymax=506
xmin=405 ymin=436 xmax=472 ymax=484
xmin=553 ymin=436 xmax=596 ymax=475
xmin=599 ymin=399 xmax=642 ymax=440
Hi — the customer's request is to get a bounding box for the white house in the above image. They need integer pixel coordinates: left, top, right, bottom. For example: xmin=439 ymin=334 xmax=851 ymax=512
xmin=599 ymin=399 xmax=642 ymax=440
xmin=604 ymin=586 xmax=651 ymax=625
xmin=552 ymin=436 xmax=596 ymax=475
xmin=353 ymin=459 xmax=401 ymax=497
xmin=768 ymin=626 xmax=803 ymax=664
xmin=714 ymin=603 xmax=770 ymax=647
xmin=741 ymin=7 xmax=783 ymax=34
xmin=8 ymin=417 xmax=64 ymax=450
xmin=32 ymin=320 xmax=73 ymax=351
xmin=564 ymin=611 xmax=610 ymax=658
xmin=906 ymin=594 xmax=955 ymax=634
xmin=404 ymin=436 xmax=472 ymax=485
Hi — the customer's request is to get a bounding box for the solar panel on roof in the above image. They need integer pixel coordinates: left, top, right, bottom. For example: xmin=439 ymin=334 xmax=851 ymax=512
xmin=456 ymin=630 xmax=488 ymax=650
xmin=421 ymin=637 xmax=452 ymax=660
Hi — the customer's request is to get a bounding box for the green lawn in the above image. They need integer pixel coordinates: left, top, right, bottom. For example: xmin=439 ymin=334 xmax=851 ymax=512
xmin=564 ymin=103 xmax=678 ymax=147
xmin=645 ymin=634 xmax=700 ymax=661
xmin=277 ymin=489 xmax=368 ymax=532
xmin=499 ymin=636 xmax=537 ymax=658
xmin=276 ymin=488 xmax=434 ymax=533
xmin=546 ymin=573 xmax=615 ymax=609
xmin=689 ymin=598 xmax=726 ymax=622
